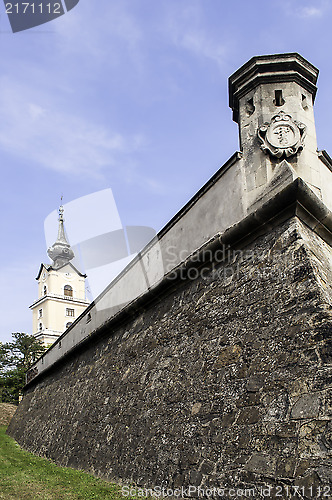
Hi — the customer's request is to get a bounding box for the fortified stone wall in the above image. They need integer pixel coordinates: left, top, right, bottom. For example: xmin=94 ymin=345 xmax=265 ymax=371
xmin=8 ymin=52 xmax=332 ymax=495
xmin=8 ymin=217 xmax=332 ymax=492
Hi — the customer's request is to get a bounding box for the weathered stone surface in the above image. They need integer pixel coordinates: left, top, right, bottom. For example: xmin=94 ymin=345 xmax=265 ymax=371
xmin=291 ymin=393 xmax=322 ymax=419
xmin=214 ymin=345 xmax=242 ymax=368
xmin=200 ymin=459 xmax=214 ymax=475
xmin=244 ymin=453 xmax=276 ymax=476
xmin=276 ymin=457 xmax=297 ymax=478
xmin=237 ymin=407 xmax=260 ymax=425
xmin=7 ymin=218 xmax=332 ymax=489
xmin=189 ymin=470 xmax=202 ymax=486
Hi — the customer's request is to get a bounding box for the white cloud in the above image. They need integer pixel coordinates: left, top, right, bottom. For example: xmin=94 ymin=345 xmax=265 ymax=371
xmin=0 ymin=77 xmax=143 ymax=179
xmin=177 ymin=31 xmax=226 ymax=65
xmin=0 ymin=1 xmax=151 ymax=181
xmin=282 ymin=0 xmax=330 ymax=18
xmin=163 ymin=2 xmax=226 ymax=66
xmin=53 ymin=0 xmax=144 ymax=70
xmin=299 ymin=6 xmax=324 ymax=17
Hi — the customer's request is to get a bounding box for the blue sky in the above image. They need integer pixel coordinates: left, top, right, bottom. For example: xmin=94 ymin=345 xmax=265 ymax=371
xmin=1 ymin=0 xmax=332 ymax=343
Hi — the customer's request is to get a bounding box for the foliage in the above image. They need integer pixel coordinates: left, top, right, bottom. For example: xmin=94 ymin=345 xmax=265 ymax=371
xmin=0 ymin=426 xmax=135 ymax=499
xmin=0 ymin=333 xmax=46 ymax=404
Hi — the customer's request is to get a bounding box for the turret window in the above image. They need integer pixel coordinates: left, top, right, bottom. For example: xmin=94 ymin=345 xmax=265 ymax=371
xmin=43 ymin=285 xmax=47 ymax=296
xmin=64 ymin=285 xmax=73 ymax=297
xmin=66 ymin=308 xmax=75 ymax=317
xmin=39 ymin=323 xmax=43 ymax=331
xmin=274 ymin=89 xmax=285 ymax=107
xmin=245 ymin=97 xmax=255 ymax=116
xmin=302 ymin=94 xmax=308 ymax=110
xmin=38 ymin=308 xmax=43 ymax=318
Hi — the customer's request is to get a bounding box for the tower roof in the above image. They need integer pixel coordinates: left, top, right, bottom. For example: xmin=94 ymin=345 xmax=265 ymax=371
xmin=35 ymin=262 xmax=86 ymax=280
xmin=229 ymin=52 xmax=319 ymax=122
xmin=47 ymin=205 xmax=75 ymax=269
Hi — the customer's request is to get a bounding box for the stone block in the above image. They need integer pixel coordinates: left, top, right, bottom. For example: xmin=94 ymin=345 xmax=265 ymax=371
xmin=189 ymin=470 xmax=203 ymax=487
xmin=214 ymin=345 xmax=242 ymax=368
xmin=244 ymin=453 xmax=277 ymax=476
xmin=200 ymin=459 xmax=215 ymax=475
xmin=237 ymin=407 xmax=260 ymax=425
xmin=291 ymin=394 xmax=321 ymax=419
xmin=276 ymin=457 xmax=297 ymax=478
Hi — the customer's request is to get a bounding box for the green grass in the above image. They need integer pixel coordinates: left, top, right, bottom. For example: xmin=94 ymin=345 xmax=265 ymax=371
xmin=0 ymin=426 xmax=132 ymax=499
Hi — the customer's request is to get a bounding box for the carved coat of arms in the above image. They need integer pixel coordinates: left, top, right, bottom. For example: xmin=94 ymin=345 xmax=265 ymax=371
xmin=258 ymin=111 xmax=306 ymax=158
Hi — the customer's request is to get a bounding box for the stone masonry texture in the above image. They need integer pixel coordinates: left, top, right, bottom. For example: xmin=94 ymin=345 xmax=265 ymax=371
xmin=8 ymin=217 xmax=332 ymax=495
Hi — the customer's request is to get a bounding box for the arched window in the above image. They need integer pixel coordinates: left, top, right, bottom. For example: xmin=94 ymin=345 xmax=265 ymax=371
xmin=64 ymin=285 xmax=73 ymax=297
xmin=43 ymin=285 xmax=47 ymax=296
xmin=66 ymin=322 xmax=73 ymax=329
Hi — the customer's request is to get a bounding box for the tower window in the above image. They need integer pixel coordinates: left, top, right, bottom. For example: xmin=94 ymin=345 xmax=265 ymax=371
xmin=302 ymin=94 xmax=308 ymax=110
xmin=66 ymin=308 xmax=75 ymax=317
xmin=64 ymin=285 xmax=73 ymax=297
xmin=245 ymin=97 xmax=255 ymax=116
xmin=66 ymin=322 xmax=73 ymax=329
xmin=43 ymin=285 xmax=47 ymax=296
xmin=274 ymin=90 xmax=285 ymax=106
xmin=39 ymin=323 xmax=43 ymax=331
xmin=38 ymin=309 xmax=43 ymax=318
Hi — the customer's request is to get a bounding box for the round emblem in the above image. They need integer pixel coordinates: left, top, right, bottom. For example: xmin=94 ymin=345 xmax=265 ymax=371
xmin=258 ymin=111 xmax=306 ymax=158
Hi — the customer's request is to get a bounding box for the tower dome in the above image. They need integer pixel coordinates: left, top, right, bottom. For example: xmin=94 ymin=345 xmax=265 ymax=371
xmin=47 ymin=205 xmax=74 ymax=269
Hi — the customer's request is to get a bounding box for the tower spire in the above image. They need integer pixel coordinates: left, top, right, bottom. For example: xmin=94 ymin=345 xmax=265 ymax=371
xmin=47 ymin=205 xmax=74 ymax=269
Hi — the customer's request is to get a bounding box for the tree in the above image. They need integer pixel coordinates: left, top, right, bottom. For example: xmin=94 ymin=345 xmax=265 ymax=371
xmin=0 ymin=333 xmax=46 ymax=404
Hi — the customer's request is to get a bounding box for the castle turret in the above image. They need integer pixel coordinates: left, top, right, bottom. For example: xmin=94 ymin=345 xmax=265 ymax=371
xmin=228 ymin=53 xmax=328 ymax=209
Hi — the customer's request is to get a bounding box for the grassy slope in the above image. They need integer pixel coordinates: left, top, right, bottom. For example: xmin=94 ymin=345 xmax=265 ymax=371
xmin=0 ymin=426 xmax=132 ymax=500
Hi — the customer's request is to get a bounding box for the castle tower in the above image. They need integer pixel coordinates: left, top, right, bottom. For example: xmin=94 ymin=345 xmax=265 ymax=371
xmin=229 ymin=53 xmax=332 ymax=211
xmin=30 ymin=205 xmax=90 ymax=346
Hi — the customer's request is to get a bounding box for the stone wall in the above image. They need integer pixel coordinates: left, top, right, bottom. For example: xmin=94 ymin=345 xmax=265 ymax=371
xmin=8 ymin=217 xmax=332 ymax=494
